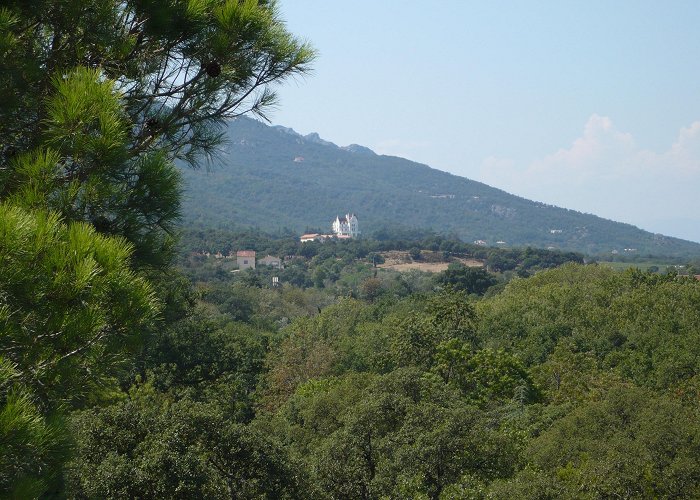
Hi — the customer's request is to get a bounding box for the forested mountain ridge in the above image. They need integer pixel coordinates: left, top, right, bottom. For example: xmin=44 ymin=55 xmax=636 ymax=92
xmin=179 ymin=117 xmax=700 ymax=257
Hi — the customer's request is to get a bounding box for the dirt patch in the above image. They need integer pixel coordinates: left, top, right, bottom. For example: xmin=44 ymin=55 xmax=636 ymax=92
xmin=456 ymin=258 xmax=484 ymax=267
xmin=377 ymin=255 xmax=484 ymax=274
xmin=378 ymin=261 xmax=452 ymax=273
xmin=378 ymin=251 xmax=411 ymax=266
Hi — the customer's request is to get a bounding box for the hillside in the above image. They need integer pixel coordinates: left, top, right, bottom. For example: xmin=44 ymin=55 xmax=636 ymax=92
xmin=179 ymin=117 xmax=700 ymax=257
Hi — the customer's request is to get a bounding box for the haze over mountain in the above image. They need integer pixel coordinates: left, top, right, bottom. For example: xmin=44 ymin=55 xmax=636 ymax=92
xmin=179 ymin=117 xmax=700 ymax=257
xmin=275 ymin=2 xmax=700 ymax=244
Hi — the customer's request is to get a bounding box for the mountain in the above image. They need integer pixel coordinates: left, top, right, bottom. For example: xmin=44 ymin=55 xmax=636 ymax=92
xmin=178 ymin=117 xmax=700 ymax=257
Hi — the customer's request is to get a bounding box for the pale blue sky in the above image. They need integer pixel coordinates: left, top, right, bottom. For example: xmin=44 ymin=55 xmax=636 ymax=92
xmin=271 ymin=1 xmax=700 ymax=242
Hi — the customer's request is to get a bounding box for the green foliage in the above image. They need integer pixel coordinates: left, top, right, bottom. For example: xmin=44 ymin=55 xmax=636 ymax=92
xmin=460 ymin=348 xmax=539 ymax=404
xmin=260 ymin=288 xmax=480 ymax=409
xmin=388 ymin=289 xmax=477 ymax=370
xmin=142 ymin=310 xmax=270 ymax=420
xmin=437 ymin=263 xmax=498 ymax=295
xmin=0 ymin=202 xmax=159 ymax=496
xmin=477 ymin=264 xmax=700 ymax=391
xmin=427 ymin=288 xmax=477 ymax=343
xmin=0 ymin=203 xmax=158 ymax=408
xmin=3 ymin=66 xmax=181 ymax=267
xmin=435 ymin=343 xmax=540 ymax=404
xmin=260 ymin=298 xmax=376 ymax=410
xmin=62 ymin=250 xmax=700 ymax=496
xmin=66 ymin=386 xmax=308 ymax=499
xmin=521 ymin=386 xmax=700 ymax=498
xmin=0 ymin=357 xmax=66 ymax=497
xmin=0 ymin=1 xmax=314 ymax=494
xmin=250 ymin=260 xmax=700 ymax=496
xmin=530 ymin=339 xmax=621 ymax=404
xmin=271 ymin=369 xmax=522 ymax=499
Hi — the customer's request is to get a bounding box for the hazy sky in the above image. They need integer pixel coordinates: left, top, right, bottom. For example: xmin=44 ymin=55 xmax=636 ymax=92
xmin=271 ymin=1 xmax=700 ymax=243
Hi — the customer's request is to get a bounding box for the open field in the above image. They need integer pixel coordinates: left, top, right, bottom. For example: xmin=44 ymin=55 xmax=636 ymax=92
xmin=377 ymin=251 xmax=483 ymax=273
xmin=598 ymin=261 xmax=675 ymax=272
xmin=378 ymin=262 xmax=453 ymax=273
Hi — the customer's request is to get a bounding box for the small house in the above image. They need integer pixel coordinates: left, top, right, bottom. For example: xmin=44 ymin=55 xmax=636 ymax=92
xmin=236 ymin=250 xmax=256 ymax=270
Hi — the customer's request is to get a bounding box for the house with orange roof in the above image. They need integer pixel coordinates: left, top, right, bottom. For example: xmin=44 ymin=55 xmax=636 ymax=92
xmin=236 ymin=250 xmax=256 ymax=269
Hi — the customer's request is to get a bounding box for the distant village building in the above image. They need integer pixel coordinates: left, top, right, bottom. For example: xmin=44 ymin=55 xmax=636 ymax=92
xmin=299 ymin=214 xmax=359 ymax=243
xmin=332 ymin=213 xmax=359 ymax=238
xmin=236 ymin=250 xmax=256 ymax=269
xmin=259 ymin=255 xmax=282 ymax=269
xmin=300 ymin=233 xmax=322 ymax=243
xmin=293 ymin=156 xmax=304 ymax=163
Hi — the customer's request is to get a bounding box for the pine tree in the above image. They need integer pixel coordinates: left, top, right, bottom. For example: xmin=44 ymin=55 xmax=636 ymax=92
xmin=0 ymin=0 xmax=314 ymax=263
xmin=0 ymin=1 xmax=314 ymax=493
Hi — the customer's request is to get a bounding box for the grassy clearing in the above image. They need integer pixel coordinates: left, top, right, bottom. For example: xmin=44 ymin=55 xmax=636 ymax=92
xmin=598 ymin=261 xmax=676 ymax=272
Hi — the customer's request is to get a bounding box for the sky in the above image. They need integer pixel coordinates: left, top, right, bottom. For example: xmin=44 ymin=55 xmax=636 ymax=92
xmin=270 ymin=1 xmax=700 ymax=243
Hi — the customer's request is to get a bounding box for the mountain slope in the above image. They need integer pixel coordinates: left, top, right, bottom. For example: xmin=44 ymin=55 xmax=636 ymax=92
xmin=179 ymin=117 xmax=700 ymax=257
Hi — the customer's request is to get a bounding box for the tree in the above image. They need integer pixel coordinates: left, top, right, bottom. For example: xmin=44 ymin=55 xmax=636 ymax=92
xmin=66 ymin=387 xmax=309 ymax=498
xmin=0 ymin=204 xmax=158 ymax=495
xmin=1 ymin=0 xmax=315 ymax=264
xmin=436 ymin=263 xmax=497 ymax=296
xmin=0 ymin=1 xmax=314 ymax=494
xmin=142 ymin=310 xmax=270 ymax=421
xmin=0 ymin=204 xmax=158 ymax=409
xmin=388 ymin=289 xmax=477 ymax=370
xmin=360 ymin=277 xmax=383 ymax=302
xmin=272 ymin=369 xmax=521 ymax=499
xmin=519 ymin=386 xmax=700 ymax=498
xmin=0 ymin=358 xmax=66 ymax=497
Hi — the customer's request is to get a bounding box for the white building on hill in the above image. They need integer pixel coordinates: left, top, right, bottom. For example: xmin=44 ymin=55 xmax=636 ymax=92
xmin=332 ymin=213 xmax=359 ymax=238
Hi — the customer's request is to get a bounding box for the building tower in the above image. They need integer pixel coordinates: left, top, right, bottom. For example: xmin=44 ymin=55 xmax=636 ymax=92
xmin=332 ymin=213 xmax=359 ymax=238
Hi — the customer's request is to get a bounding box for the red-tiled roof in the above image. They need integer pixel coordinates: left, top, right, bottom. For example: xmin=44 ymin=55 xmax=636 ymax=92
xmin=236 ymin=250 xmax=256 ymax=257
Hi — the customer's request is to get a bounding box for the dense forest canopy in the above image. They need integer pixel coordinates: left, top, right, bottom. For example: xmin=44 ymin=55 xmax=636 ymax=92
xmin=2 ymin=1 xmax=700 ymax=499
xmin=68 ymin=253 xmax=700 ymax=498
